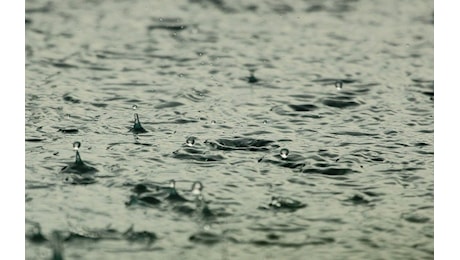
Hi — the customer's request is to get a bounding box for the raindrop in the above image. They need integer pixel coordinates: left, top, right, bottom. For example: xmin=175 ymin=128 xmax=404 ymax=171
xmin=73 ymin=141 xmax=81 ymax=151
xmin=280 ymin=148 xmax=289 ymax=159
xmin=132 ymin=104 xmax=138 ymax=110
xmin=186 ymin=136 xmax=196 ymax=146
xmin=191 ymin=181 xmax=203 ymax=195
xmin=248 ymin=70 xmax=258 ymax=83
xmin=335 ymin=81 xmax=343 ymax=90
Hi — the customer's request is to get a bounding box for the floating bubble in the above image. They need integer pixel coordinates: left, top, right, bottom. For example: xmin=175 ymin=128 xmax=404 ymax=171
xmin=211 ymin=120 xmax=216 ymax=125
xmin=280 ymin=148 xmax=289 ymax=159
xmin=132 ymin=104 xmax=138 ymax=110
xmin=335 ymin=81 xmax=343 ymax=90
xmin=263 ymin=120 xmax=268 ymax=124
xmin=73 ymin=141 xmax=81 ymax=150
xmin=186 ymin=136 xmax=196 ymax=146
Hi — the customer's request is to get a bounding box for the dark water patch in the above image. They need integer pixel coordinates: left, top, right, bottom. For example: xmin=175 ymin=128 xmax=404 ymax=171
xmin=26 ymin=2 xmax=53 ymax=13
xmin=249 ymin=238 xmax=332 ymax=248
xmin=358 ymin=237 xmax=380 ymax=249
xmin=189 ymin=231 xmax=223 ymax=245
xmin=322 ymin=96 xmax=361 ymax=108
xmin=333 ymin=131 xmax=378 ymax=137
xmin=305 ymin=0 xmax=356 ymax=13
xmin=205 ymin=137 xmax=276 ymax=152
xmin=86 ymin=66 xmax=112 ymax=71
xmin=155 ymin=101 xmax=184 ymax=109
xmin=288 ymin=104 xmax=318 ymax=112
xmin=414 ymin=142 xmax=430 ymax=147
xmin=125 ymin=194 xmax=161 ymax=207
xmin=343 ymin=194 xmax=371 ymax=206
xmin=26 ymin=138 xmax=45 ymax=142
xmin=302 ymin=167 xmax=356 ymax=176
xmin=289 ymin=94 xmax=316 ymax=100
xmin=172 ymin=149 xmax=225 ymax=162
xmin=312 ymin=78 xmax=357 ymax=85
xmin=50 ymin=62 xmax=78 ymax=69
xmin=147 ymin=24 xmax=187 ymax=32
xmin=401 ymin=213 xmax=431 ymax=224
xmin=146 ymin=54 xmax=196 ymax=63
xmin=62 ymin=94 xmax=81 ymax=104
xmin=271 ymin=105 xmax=321 ymax=118
xmin=377 ymin=167 xmax=426 ymax=174
xmin=58 ymin=128 xmax=79 ymax=134
xmin=91 ymin=102 xmax=108 ymax=108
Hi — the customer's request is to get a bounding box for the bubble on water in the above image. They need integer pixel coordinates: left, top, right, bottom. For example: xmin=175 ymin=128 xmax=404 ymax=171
xmin=191 ymin=181 xmax=203 ymax=195
xmin=280 ymin=148 xmax=289 ymax=159
xmin=263 ymin=120 xmax=268 ymax=124
xmin=186 ymin=136 xmax=196 ymax=146
xmin=73 ymin=141 xmax=81 ymax=150
xmin=335 ymin=81 xmax=343 ymax=90
xmin=132 ymin=104 xmax=138 ymax=110
xmin=211 ymin=120 xmax=216 ymax=125
xmin=198 ymin=52 xmax=203 ymax=56
xmin=169 ymin=179 xmax=176 ymax=188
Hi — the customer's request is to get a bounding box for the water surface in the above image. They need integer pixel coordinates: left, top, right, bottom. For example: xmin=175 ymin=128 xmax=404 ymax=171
xmin=26 ymin=0 xmax=433 ymax=259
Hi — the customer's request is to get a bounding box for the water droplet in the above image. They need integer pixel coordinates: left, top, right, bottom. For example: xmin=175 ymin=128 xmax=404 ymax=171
xmin=73 ymin=141 xmax=81 ymax=150
xmin=280 ymin=148 xmax=289 ymax=159
xmin=191 ymin=181 xmax=203 ymax=195
xmin=132 ymin=104 xmax=138 ymax=110
xmin=270 ymin=196 xmax=282 ymax=208
xmin=186 ymin=136 xmax=196 ymax=146
xmin=335 ymin=81 xmax=343 ymax=90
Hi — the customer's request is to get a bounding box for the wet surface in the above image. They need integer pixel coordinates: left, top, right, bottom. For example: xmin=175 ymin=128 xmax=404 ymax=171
xmin=26 ymin=0 xmax=433 ymax=259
